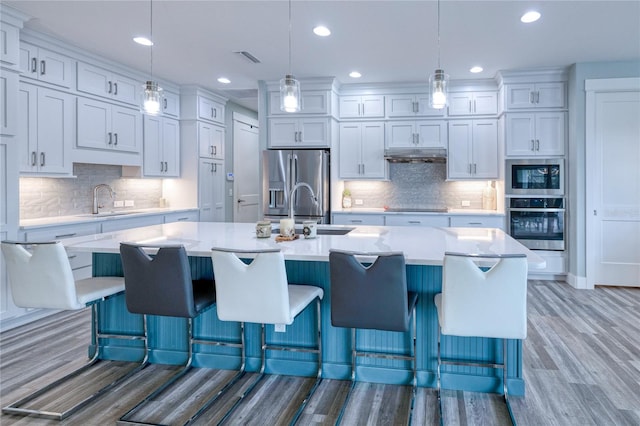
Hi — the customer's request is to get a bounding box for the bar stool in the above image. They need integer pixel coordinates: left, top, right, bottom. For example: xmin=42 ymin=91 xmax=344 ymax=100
xmin=329 ymin=249 xmax=418 ymax=425
xmin=117 ymin=243 xmax=219 ymax=426
xmin=209 ymin=247 xmax=324 ymax=425
xmin=434 ymin=252 xmax=528 ymax=426
xmin=0 ymin=240 xmax=144 ymax=420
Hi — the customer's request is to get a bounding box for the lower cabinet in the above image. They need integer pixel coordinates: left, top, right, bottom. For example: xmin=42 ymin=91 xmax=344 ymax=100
xmin=332 ymin=213 xmax=385 ymax=226
xmin=450 ymin=215 xmax=504 ymax=230
xmin=199 ymin=158 xmax=225 ymax=222
xmin=385 ymin=215 xmax=450 ymax=227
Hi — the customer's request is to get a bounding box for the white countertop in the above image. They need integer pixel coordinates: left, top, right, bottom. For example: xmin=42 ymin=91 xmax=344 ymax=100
xmin=61 ymin=221 xmax=545 ymax=268
xmin=20 ymin=208 xmax=199 ymax=229
xmin=332 ymin=208 xmax=505 ymax=216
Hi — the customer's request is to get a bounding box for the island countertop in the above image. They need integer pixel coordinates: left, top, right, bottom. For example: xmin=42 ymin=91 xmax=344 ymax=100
xmin=61 ymin=221 xmax=545 ymax=268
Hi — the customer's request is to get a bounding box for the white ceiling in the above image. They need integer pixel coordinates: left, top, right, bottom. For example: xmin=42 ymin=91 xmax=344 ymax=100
xmin=5 ymin=0 xmax=640 ymax=111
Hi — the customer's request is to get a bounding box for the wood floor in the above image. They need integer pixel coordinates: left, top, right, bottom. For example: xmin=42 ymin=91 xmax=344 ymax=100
xmin=1 ymin=280 xmax=638 ymax=425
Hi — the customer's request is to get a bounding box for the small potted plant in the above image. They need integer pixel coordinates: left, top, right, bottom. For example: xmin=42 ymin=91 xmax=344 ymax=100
xmin=342 ymin=188 xmax=352 ymax=209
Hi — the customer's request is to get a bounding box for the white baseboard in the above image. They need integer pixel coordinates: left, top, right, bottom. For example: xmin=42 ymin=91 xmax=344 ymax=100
xmin=567 ymin=273 xmax=590 ymax=289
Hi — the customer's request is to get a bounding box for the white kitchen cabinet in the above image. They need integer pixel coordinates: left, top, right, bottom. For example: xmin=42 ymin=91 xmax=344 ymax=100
xmin=17 ymin=83 xmax=73 ymax=175
xmin=332 ymin=213 xmax=385 ymax=226
xmin=199 ymin=158 xmax=225 ymax=222
xmin=505 ymin=82 xmax=566 ymax=109
xmin=101 ymin=215 xmax=164 ymax=233
xmin=0 ymin=70 xmax=18 ymax=136
xmin=143 ymin=115 xmax=180 ymax=177
xmin=386 ymin=120 xmax=447 ymax=149
xmin=269 ymin=90 xmax=330 ymax=115
xmin=448 ymin=91 xmax=498 ymax=116
xmin=77 ymin=97 xmax=142 ymax=154
xmin=77 ymin=61 xmax=139 ymax=106
xmin=448 ymin=120 xmax=498 ymax=179
xmin=19 ymin=42 xmax=74 ymax=88
xmin=385 ymin=94 xmax=444 ymax=117
xmin=269 ymin=117 xmax=330 ymax=148
xmin=0 ymin=21 xmax=20 ymax=67
xmin=164 ymin=210 xmax=199 ymax=223
xmin=450 ymin=215 xmax=504 ymax=230
xmin=162 ymin=90 xmax=180 ymax=117
xmin=198 ymin=95 xmax=225 ymax=124
xmin=198 ymin=121 xmax=224 ymax=159
xmin=385 ymin=214 xmax=449 ymax=227
xmin=339 ymin=121 xmax=386 ymax=179
xmin=339 ymin=95 xmax=384 ymax=118
xmin=505 ymin=112 xmax=565 ymax=156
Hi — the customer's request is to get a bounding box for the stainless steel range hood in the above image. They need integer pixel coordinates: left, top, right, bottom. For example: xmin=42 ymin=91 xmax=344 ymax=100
xmin=384 ymin=148 xmax=447 ymax=163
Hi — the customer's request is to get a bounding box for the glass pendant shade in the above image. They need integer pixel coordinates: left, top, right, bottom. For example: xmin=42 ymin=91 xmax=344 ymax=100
xmin=280 ymin=74 xmax=301 ymax=113
xmin=142 ymin=80 xmax=163 ymax=115
xmin=429 ymin=69 xmax=449 ymax=110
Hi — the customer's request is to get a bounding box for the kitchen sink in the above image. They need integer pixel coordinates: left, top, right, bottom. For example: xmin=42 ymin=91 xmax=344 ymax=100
xmin=273 ymin=226 xmax=354 ymax=236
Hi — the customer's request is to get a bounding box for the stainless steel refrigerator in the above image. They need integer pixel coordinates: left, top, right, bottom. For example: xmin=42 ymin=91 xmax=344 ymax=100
xmin=262 ymin=149 xmax=330 ymax=224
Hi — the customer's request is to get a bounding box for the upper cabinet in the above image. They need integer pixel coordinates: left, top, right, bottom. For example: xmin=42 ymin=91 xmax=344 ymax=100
xmin=505 ymin=112 xmax=565 ymax=157
xmin=198 ymin=121 xmax=225 ymax=159
xmin=448 ymin=119 xmax=498 ymax=179
xmin=504 ymin=82 xmax=566 ymax=110
xmin=198 ymin=95 xmax=225 ymax=124
xmin=386 ymin=120 xmax=447 ymax=149
xmin=269 ymin=117 xmax=330 ymax=148
xmin=339 ymin=121 xmax=386 ymax=179
xmin=143 ymin=115 xmax=180 ymax=177
xmin=77 ymin=61 xmax=139 ymax=106
xmin=386 ymin=94 xmax=444 ymax=117
xmin=339 ymin=95 xmax=384 ymax=118
xmin=448 ymin=91 xmax=498 ymax=116
xmin=162 ymin=90 xmax=180 ymax=117
xmin=77 ymin=97 xmax=142 ymax=154
xmin=1 ymin=21 xmax=20 ymax=68
xmin=19 ymin=42 xmax=74 ymax=89
xmin=269 ymin=90 xmax=332 ymax=116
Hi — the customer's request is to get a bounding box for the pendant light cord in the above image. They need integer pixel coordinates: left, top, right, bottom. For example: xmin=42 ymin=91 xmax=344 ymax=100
xmin=288 ymin=0 xmax=292 ymax=75
xmin=150 ymin=0 xmax=154 ymax=78
xmin=437 ymin=0 xmax=441 ymax=69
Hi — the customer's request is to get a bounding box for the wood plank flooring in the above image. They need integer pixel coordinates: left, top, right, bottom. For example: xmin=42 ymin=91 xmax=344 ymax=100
xmin=1 ymin=280 xmax=638 ymax=425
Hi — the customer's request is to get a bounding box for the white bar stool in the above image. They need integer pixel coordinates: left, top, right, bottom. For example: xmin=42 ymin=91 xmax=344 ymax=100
xmin=434 ymin=252 xmax=528 ymax=426
xmin=1 ymin=241 xmax=146 ymax=420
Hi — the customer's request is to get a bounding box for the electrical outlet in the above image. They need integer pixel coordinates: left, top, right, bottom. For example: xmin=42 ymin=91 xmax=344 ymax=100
xmin=228 ymin=188 xmax=233 ymax=196
xmin=114 ymin=200 xmax=124 ymax=208
xmin=124 ymin=200 xmax=134 ymax=207
xmin=461 ymin=200 xmax=471 ymax=207
xmin=354 ymin=199 xmax=364 ymax=206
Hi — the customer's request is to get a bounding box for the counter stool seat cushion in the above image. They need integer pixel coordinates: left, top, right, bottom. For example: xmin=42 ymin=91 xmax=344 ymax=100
xmin=75 ymin=276 xmax=126 ymax=306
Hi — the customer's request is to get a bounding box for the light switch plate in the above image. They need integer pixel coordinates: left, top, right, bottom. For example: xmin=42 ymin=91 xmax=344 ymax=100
xmin=125 ymin=200 xmax=134 ymax=207
xmin=354 ymin=199 xmax=364 ymax=205
xmin=461 ymin=200 xmax=471 ymax=207
xmin=114 ymin=200 xmax=124 ymax=208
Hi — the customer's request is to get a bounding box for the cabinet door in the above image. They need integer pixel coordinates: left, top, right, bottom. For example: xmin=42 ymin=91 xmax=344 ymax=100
xmin=535 ymin=112 xmax=565 ymax=156
xmin=17 ymin=84 xmax=37 ymax=172
xmin=386 ymin=121 xmax=415 ymax=148
xmin=36 ymin=87 xmax=73 ymax=174
xmin=198 ymin=159 xmax=215 ymax=222
xmin=505 ymin=84 xmax=535 ymax=109
xmin=448 ymin=93 xmax=473 ymax=116
xmin=77 ymin=62 xmax=112 ymax=98
xmin=471 ymin=120 xmax=498 ymax=179
xmin=339 ymin=96 xmax=362 ymax=118
xmin=268 ymin=118 xmax=297 ymax=147
xmin=162 ymin=91 xmax=180 ymax=117
xmin=535 ymin=83 xmax=566 ymax=108
xmin=0 ymin=71 xmax=18 ymax=136
xmin=211 ymin=125 xmax=224 ymax=159
xmin=360 ymin=122 xmax=386 ymax=178
xmin=212 ymin=160 xmax=225 ymax=222
xmin=270 ymin=90 xmax=329 ymax=115
xmin=386 ymin=95 xmax=416 ymax=117
xmin=162 ymin=118 xmax=180 ymax=176
xmin=505 ymin=113 xmax=536 ymax=156
xmin=299 ymin=118 xmax=329 ymax=147
xmin=361 ymin=95 xmax=384 ymax=117
xmin=198 ymin=121 xmax=223 ymax=158
xmin=447 ymin=121 xmax=472 ymax=178
xmin=450 ymin=215 xmax=504 ymax=230
xmin=18 ymin=43 xmax=38 ymax=80
xmin=415 ymin=94 xmax=444 ymax=116
xmin=36 ymin=48 xmax=74 ymax=88
xmin=198 ymin=96 xmax=224 ymax=123
xmin=143 ymin=115 xmax=162 ymax=176
xmin=77 ymin=97 xmax=110 ymax=150
xmin=111 ymin=105 xmax=141 ymax=153
xmin=416 ymin=121 xmax=447 ymax=148
xmin=110 ymin=72 xmax=139 ymax=105
xmin=473 ymin=92 xmax=498 ymax=115
xmin=338 ymin=123 xmax=362 ymax=179
xmin=1 ymin=23 xmax=20 ymax=67
xmin=332 ymin=213 xmax=385 ymax=226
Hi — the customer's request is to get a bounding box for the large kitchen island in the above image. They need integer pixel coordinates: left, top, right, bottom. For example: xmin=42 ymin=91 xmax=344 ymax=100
xmin=62 ymin=221 xmax=545 ymax=396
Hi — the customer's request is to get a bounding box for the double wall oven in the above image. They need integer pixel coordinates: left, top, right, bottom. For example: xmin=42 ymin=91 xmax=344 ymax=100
xmin=506 ymin=159 xmax=565 ymax=251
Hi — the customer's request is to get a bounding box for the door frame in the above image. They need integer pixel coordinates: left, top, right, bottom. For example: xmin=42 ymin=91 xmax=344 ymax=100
xmin=585 ymin=77 xmax=640 ymax=289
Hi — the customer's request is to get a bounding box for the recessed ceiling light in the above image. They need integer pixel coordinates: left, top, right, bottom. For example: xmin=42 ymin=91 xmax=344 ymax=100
xmin=521 ymin=11 xmax=541 ymax=23
xmin=217 ymin=77 xmax=231 ymax=84
xmin=313 ymin=26 xmax=331 ymax=37
xmin=133 ymin=36 xmax=153 ymax=46
xmin=470 ymin=66 xmax=483 ymax=73
xmin=349 ymin=71 xmax=362 ymax=78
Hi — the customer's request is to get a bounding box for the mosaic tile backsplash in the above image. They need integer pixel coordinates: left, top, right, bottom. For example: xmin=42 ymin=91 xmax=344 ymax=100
xmin=20 ymin=163 xmax=163 ymax=219
xmin=344 ymin=163 xmax=490 ymax=209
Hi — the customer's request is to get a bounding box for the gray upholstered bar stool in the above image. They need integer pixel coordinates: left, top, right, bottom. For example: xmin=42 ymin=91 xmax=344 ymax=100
xmin=0 ymin=241 xmax=145 ymax=420
xmin=209 ymin=247 xmax=324 ymax=425
xmin=117 ymin=243 xmax=219 ymax=426
xmin=435 ymin=252 xmax=528 ymax=426
xmin=329 ymin=249 xmax=418 ymax=425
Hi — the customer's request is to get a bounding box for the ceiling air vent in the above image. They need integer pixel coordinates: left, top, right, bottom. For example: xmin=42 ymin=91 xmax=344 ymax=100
xmin=235 ymin=51 xmax=261 ymax=64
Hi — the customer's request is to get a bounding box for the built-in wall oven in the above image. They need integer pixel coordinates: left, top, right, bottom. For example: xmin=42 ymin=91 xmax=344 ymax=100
xmin=506 ymin=159 xmax=564 ymax=196
xmin=508 ymin=197 xmax=565 ymax=250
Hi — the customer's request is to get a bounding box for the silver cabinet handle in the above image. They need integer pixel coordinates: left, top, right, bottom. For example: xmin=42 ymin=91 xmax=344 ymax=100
xmin=108 ymin=132 xmax=113 ymax=145
xmin=213 ymin=108 xmax=217 ymax=118
xmin=55 ymin=233 xmax=76 ymax=238
xmin=160 ymin=161 xmax=164 ymax=172
xmin=535 ymin=91 xmax=540 ymax=104
xmin=298 ymin=131 xmax=302 ymax=142
xmin=529 ymin=91 xmax=534 ymax=104
xmin=113 ymin=82 xmax=118 ymax=95
xmin=211 ymin=107 xmax=214 ymax=118
xmin=213 ymin=146 xmax=217 ymax=156
xmin=213 ymin=163 xmax=217 ymax=172
xmin=176 ymin=217 xmax=189 ymax=221
xmin=362 ymin=163 xmax=365 ymax=174
xmin=358 ymin=103 xmax=361 ymax=116
xmin=536 ymin=139 xmax=540 ymax=151
xmin=209 ymin=162 xmax=214 ymax=173
xmin=473 ymin=163 xmax=477 ymax=174
xmin=31 ymin=57 xmax=37 ymax=73
xmin=114 ymin=133 xmax=118 ymax=145
xmin=31 ymin=151 xmax=37 ymax=166
xmin=469 ymin=99 xmax=472 ymax=113
xmin=350 ymin=219 xmax=363 ymax=224
xmin=473 ymin=99 xmax=477 ymax=113
xmin=164 ymin=161 xmax=168 ymax=172
xmin=468 ymin=222 xmax=482 ymax=225
xmin=108 ymin=81 xmax=112 ymax=94
xmin=40 ymin=60 xmax=45 ymax=75
xmin=408 ymin=221 xmax=421 ymax=224
xmin=40 ymin=152 xmax=45 ymax=167
xmin=531 ymin=139 xmax=535 ymax=151
xmin=163 ymin=98 xmax=167 ymax=110
xmin=361 ymin=103 xmax=365 ymax=116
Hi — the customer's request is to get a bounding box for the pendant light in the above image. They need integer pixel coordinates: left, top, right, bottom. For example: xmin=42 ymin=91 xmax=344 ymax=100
xmin=141 ymin=0 xmax=163 ymax=115
xmin=429 ymin=0 xmax=449 ymax=110
xmin=280 ymin=0 xmax=301 ymax=113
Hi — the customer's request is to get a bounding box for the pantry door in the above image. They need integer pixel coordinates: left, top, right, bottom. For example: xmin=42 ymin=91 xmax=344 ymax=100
xmin=586 ymin=78 xmax=640 ymax=288
xmin=233 ymin=113 xmax=260 ymax=223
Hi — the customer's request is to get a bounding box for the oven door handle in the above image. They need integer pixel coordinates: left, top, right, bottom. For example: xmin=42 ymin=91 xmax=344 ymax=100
xmin=509 ymin=208 xmax=565 ymax=213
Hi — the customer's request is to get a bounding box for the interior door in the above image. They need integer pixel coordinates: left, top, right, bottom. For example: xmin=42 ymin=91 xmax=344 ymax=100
xmin=233 ymin=116 xmax=260 ymax=223
xmin=586 ymin=79 xmax=640 ymax=288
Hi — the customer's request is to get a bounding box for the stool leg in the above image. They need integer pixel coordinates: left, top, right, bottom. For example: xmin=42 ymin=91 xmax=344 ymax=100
xmin=335 ymin=327 xmax=357 ymax=426
xmin=407 ymin=305 xmax=417 ymax=426
xmin=503 ymin=339 xmax=517 ymax=426
xmin=437 ymin=326 xmax=444 ymax=426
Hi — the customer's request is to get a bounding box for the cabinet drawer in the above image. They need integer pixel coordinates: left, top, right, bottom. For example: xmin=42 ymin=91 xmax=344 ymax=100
xmin=24 ymin=223 xmax=100 ymax=241
xmin=332 ymin=214 xmax=384 ymax=226
xmin=450 ymin=215 xmax=504 ymax=229
xmin=100 ymin=215 xmax=164 ymax=233
xmin=164 ymin=211 xmax=199 ymax=223
xmin=385 ymin=215 xmax=449 ymax=227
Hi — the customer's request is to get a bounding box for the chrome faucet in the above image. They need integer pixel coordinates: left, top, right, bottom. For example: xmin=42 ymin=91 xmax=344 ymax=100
xmin=93 ymin=184 xmax=115 ymax=214
xmin=289 ymin=182 xmax=318 ymax=221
